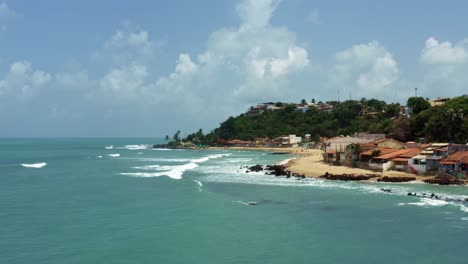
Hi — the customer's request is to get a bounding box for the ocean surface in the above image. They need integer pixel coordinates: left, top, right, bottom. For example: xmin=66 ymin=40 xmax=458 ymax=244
xmin=1 ymin=138 xmax=468 ymax=264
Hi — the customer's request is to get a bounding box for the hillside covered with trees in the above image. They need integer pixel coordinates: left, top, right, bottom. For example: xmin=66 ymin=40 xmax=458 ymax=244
xmin=183 ymin=96 xmax=468 ymax=145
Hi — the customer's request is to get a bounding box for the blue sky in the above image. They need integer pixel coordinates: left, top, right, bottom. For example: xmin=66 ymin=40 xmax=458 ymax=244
xmin=1 ymin=0 xmax=467 ymax=137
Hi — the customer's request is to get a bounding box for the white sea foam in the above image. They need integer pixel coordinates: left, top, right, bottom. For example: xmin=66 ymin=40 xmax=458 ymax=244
xmin=151 ymin=148 xmax=173 ymax=151
xmin=194 ymin=180 xmax=203 ymax=192
xmin=97 ymin=155 xmax=103 ymax=158
xmin=121 ymin=162 xmax=198 ymax=179
xmin=108 ymin=153 xmax=120 ymax=157
xmin=191 ymin=153 xmax=231 ymax=163
xmin=105 ymin=145 xmax=114 ymax=150
xmin=21 ymin=162 xmax=47 ymax=168
xmin=139 ymin=158 xmax=191 ymax=162
xmin=408 ymin=198 xmax=449 ymax=207
xmin=117 ymin=145 xmax=148 ymax=150
xmin=194 ymin=180 xmax=203 ymax=187
xmin=277 ymin=158 xmax=296 ymax=165
xmin=461 ymin=217 xmax=468 ymax=221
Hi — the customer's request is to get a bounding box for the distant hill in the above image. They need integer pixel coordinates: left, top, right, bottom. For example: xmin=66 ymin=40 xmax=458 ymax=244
xmin=183 ymin=96 xmax=468 ymax=145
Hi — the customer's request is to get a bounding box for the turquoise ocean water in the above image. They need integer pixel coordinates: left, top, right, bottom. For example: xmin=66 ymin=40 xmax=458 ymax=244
xmin=1 ymin=138 xmax=468 ymax=264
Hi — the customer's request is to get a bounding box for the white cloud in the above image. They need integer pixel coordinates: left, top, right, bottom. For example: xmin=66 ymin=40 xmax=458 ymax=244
xmin=420 ymin=37 xmax=468 ymax=65
xmin=328 ymin=41 xmax=400 ymax=100
xmin=0 ymin=2 xmax=17 ymax=20
xmin=236 ymin=0 xmax=281 ymax=29
xmin=94 ymin=24 xmax=159 ymax=67
xmin=0 ymin=60 xmax=51 ymax=98
xmin=306 ymin=9 xmax=320 ymax=25
xmin=99 ymin=63 xmax=149 ymax=101
xmin=419 ymin=37 xmax=468 ymax=97
xmin=149 ymin=0 xmax=312 ymax=120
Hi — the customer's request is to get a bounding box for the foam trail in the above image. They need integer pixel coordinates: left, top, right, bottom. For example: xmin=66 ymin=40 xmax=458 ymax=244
xmin=117 ymin=145 xmax=148 ymax=150
xmin=105 ymin=145 xmax=114 ymax=150
xmin=191 ymin=153 xmax=231 ymax=163
xmin=194 ymin=180 xmax=203 ymax=192
xmin=21 ymin=162 xmax=47 ymax=168
xmin=277 ymin=158 xmax=296 ymax=165
xmin=108 ymin=153 xmax=120 ymax=157
xmin=121 ymin=162 xmax=198 ymax=180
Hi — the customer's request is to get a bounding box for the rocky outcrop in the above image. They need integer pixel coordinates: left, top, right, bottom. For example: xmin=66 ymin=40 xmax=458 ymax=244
xmin=377 ymin=176 xmax=416 ymax=183
xmin=247 ymin=164 xmax=264 ymax=172
xmin=320 ymin=172 xmax=379 ymax=181
xmin=423 ymin=175 xmax=465 ymax=185
xmin=265 ymin=165 xmax=291 ymax=177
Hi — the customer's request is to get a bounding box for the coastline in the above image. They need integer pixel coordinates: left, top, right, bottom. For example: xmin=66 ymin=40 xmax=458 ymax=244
xmin=209 ymin=146 xmax=465 ymax=184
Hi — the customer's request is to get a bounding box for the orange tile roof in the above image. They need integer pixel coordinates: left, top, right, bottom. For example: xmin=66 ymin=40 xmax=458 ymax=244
xmin=440 ymin=151 xmax=468 ymax=165
xmin=361 ymin=147 xmax=400 ymax=156
xmin=373 ymin=148 xmax=420 ymax=160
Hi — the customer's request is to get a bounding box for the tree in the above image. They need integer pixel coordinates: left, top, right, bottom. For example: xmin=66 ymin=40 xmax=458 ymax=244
xmin=407 ymin=97 xmax=430 ymax=115
xmin=164 ymin=135 xmax=169 ymax=142
xmin=300 ymin=98 xmax=307 ymax=105
xmin=173 ymin=130 xmax=181 ymax=142
xmin=311 ymin=98 xmax=316 ymax=104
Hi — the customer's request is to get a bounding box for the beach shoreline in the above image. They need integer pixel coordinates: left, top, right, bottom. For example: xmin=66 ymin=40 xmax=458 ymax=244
xmin=208 ymin=146 xmax=466 ymax=185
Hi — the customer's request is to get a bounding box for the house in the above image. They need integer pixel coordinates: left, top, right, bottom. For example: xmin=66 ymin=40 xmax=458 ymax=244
xmin=273 ymin=135 xmax=302 ymax=147
xmin=356 ymin=133 xmax=386 ymax=141
xmin=324 ymin=136 xmax=373 ymax=163
xmin=407 ymin=155 xmax=428 ymax=174
xmin=439 ymin=151 xmax=468 ymax=178
xmin=369 ymin=148 xmax=420 ymax=171
xmin=359 ymin=147 xmax=400 ymax=163
xmin=429 ymin=97 xmax=448 ymax=107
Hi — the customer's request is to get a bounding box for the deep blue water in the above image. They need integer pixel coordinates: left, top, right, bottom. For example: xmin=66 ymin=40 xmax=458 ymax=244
xmin=1 ymin=138 xmax=468 ymax=264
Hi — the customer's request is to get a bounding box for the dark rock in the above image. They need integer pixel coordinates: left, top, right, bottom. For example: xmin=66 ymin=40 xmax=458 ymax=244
xmin=319 ymin=173 xmax=378 ymax=181
xmin=423 ymin=175 xmax=464 ymax=185
xmin=377 ymin=176 xmax=416 ymax=183
xmin=248 ymin=164 xmax=264 ymax=172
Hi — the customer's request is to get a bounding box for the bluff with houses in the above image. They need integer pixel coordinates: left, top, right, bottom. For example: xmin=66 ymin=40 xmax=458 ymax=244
xmin=180 ymin=95 xmax=468 ymax=178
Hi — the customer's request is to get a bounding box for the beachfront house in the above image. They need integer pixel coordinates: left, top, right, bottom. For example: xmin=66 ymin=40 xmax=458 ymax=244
xmin=439 ymin=151 xmax=468 ymax=178
xmin=324 ymin=136 xmax=372 ymax=164
xmin=273 ymin=135 xmax=302 ymax=148
xmin=369 ymin=148 xmax=421 ymax=172
xmin=407 ymin=155 xmax=427 ymax=174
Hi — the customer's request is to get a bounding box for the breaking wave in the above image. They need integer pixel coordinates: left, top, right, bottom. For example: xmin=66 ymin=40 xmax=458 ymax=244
xmin=21 ymin=162 xmax=47 ymax=168
xmin=121 ymin=153 xmax=232 ymax=180
xmin=108 ymin=153 xmax=120 ymax=157
xmin=117 ymin=145 xmax=148 ymax=150
xmin=121 ymin=162 xmax=199 ymax=180
xmin=105 ymin=145 xmax=114 ymax=150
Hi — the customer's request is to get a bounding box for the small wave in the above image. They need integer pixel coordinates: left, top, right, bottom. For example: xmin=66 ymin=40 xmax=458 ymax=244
xmin=277 ymin=158 xmax=296 ymax=165
xmin=105 ymin=145 xmax=114 ymax=150
xmin=194 ymin=180 xmax=203 ymax=192
xmin=191 ymin=153 xmax=231 ymax=163
xmin=97 ymin=155 xmax=103 ymax=158
xmin=108 ymin=153 xmax=120 ymax=157
xmin=462 ymin=217 xmax=468 ymax=221
xmin=408 ymin=198 xmax=449 ymax=207
xmin=140 ymin=158 xmax=191 ymax=162
xmin=194 ymin=180 xmax=203 ymax=187
xmin=151 ymin=148 xmax=173 ymax=151
xmin=21 ymin=162 xmax=47 ymax=168
xmin=121 ymin=162 xmax=198 ymax=180
xmin=117 ymin=145 xmax=148 ymax=150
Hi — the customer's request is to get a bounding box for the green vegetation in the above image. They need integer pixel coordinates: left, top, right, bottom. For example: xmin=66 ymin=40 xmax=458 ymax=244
xmin=183 ymin=96 xmax=468 ymax=145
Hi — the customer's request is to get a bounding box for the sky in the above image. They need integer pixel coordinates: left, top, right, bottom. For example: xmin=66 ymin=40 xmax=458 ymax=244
xmin=1 ymin=0 xmax=467 ymax=137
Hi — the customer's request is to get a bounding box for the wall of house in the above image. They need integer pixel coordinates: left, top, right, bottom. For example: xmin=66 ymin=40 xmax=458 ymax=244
xmin=382 ymin=161 xmax=393 ymax=171
xmin=408 ymin=158 xmax=427 ymax=173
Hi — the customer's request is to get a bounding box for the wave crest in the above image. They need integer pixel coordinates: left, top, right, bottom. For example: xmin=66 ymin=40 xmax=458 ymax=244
xmin=21 ymin=162 xmax=47 ymax=168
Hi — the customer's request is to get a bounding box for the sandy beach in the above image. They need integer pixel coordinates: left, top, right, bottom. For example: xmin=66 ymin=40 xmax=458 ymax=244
xmin=210 ymin=146 xmax=436 ymax=182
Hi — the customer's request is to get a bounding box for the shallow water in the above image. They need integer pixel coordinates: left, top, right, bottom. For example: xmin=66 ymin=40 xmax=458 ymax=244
xmin=1 ymin=138 xmax=467 ymax=264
